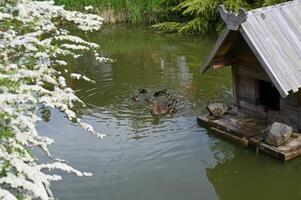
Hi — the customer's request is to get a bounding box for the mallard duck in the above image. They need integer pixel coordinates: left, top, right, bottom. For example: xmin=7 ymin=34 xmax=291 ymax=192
xmin=150 ymin=101 xmax=166 ymax=116
xmin=150 ymin=99 xmax=177 ymax=116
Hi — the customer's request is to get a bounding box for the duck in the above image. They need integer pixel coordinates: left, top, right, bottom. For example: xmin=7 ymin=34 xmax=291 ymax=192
xmin=132 ymin=95 xmax=139 ymax=101
xmin=138 ymin=88 xmax=148 ymax=94
xmin=150 ymin=99 xmax=177 ymax=116
xmin=165 ymin=98 xmax=177 ymax=114
xmin=166 ymin=98 xmax=177 ymax=108
xmin=145 ymin=96 xmax=153 ymax=103
xmin=153 ymin=89 xmax=168 ymax=97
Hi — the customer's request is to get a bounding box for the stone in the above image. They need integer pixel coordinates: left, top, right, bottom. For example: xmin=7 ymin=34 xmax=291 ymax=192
xmin=264 ymin=122 xmax=293 ymax=147
xmin=207 ymin=103 xmax=228 ymax=118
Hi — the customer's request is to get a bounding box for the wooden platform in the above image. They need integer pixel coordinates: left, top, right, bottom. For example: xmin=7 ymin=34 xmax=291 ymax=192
xmin=197 ymin=110 xmax=301 ymax=161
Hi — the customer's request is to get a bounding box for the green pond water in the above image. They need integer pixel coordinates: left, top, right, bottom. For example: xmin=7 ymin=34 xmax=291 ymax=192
xmin=37 ymin=25 xmax=301 ymax=200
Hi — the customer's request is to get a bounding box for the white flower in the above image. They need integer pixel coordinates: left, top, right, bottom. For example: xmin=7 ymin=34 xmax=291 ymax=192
xmin=0 ymin=0 xmax=108 ymax=199
xmin=0 ymin=188 xmax=18 ymax=200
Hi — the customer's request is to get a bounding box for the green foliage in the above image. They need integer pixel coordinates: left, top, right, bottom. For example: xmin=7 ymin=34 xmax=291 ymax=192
xmin=0 ymin=160 xmax=10 ymax=177
xmin=0 ymin=126 xmax=14 ymax=155
xmin=0 ymin=127 xmax=14 ymax=140
xmin=0 ymin=78 xmax=20 ymax=93
xmin=2 ymin=18 xmax=36 ymax=34
xmin=152 ymin=0 xmax=289 ymax=34
xmin=54 ymin=0 xmax=164 ymax=23
xmin=151 ymin=22 xmax=183 ymax=33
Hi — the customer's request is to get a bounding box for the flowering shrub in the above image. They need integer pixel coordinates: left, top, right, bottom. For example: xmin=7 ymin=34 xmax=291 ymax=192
xmin=0 ymin=0 xmax=110 ymax=199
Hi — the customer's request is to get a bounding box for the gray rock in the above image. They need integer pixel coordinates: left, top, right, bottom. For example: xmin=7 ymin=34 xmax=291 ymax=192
xmin=207 ymin=103 xmax=228 ymax=118
xmin=264 ymin=122 xmax=293 ymax=147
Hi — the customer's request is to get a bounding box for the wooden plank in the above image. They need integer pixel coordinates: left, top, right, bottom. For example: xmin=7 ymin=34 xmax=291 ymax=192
xmin=232 ymin=37 xmax=261 ymax=65
xmin=282 ymin=6 xmax=301 ymax=43
xmin=198 ymin=113 xmax=265 ymax=139
xmin=214 ymin=119 xmax=261 ymax=138
xmin=236 ymin=64 xmax=269 ymax=81
xmin=212 ymin=58 xmax=236 ymax=69
xmin=278 ymin=8 xmax=301 ymax=58
xmin=236 ymin=75 xmax=257 ymax=103
xmin=197 ymin=112 xmax=301 ymax=161
xmin=290 ymin=4 xmax=301 ymax=40
xmin=210 ymin=127 xmax=248 ymax=147
xmin=258 ymin=142 xmax=285 ymax=161
xmin=249 ymin=13 xmax=300 ymax=93
xmin=216 ymin=31 xmax=240 ymax=56
xmin=298 ymin=91 xmax=301 ymax=106
xmin=197 ymin=115 xmax=249 ymax=147
xmin=267 ymin=9 xmax=301 ymax=71
xmin=240 ymin=24 xmax=289 ymax=98
xmin=249 ymin=135 xmax=263 ymax=146
xmin=200 ymin=28 xmax=230 ymax=73
xmin=282 ymin=93 xmax=300 ymax=107
xmin=232 ymin=65 xmax=239 ymax=106
xmin=274 ymin=7 xmax=301 ymax=54
xmin=267 ymin=8 xmax=301 ymax=89
xmin=259 ymin=134 xmax=301 ymax=161
xmin=281 ymin=6 xmax=301 ymax=67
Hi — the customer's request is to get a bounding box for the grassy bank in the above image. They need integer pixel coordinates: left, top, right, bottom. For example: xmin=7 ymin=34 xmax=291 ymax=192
xmin=54 ymin=0 xmax=164 ymax=23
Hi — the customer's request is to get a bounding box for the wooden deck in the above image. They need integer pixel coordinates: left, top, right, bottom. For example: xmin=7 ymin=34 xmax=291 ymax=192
xmin=197 ymin=109 xmax=301 ymax=161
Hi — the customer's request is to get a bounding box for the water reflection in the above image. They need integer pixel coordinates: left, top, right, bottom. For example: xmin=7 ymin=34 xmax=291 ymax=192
xmin=206 ymin=132 xmax=301 ymax=200
xmin=208 ymin=154 xmax=301 ymax=199
xmin=177 ymin=56 xmax=192 ymax=85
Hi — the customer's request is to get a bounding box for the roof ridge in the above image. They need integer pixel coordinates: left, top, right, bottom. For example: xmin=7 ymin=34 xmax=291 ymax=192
xmin=249 ymin=0 xmax=297 ymax=14
xmin=218 ymin=1 xmax=298 ymax=30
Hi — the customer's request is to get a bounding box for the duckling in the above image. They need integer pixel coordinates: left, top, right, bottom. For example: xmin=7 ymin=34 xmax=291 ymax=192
xmin=132 ymin=95 xmax=139 ymax=101
xmin=166 ymin=99 xmax=177 ymax=112
xmin=167 ymin=93 xmax=173 ymax=100
xmin=153 ymin=89 xmax=168 ymax=97
xmin=169 ymin=107 xmax=177 ymax=114
xmin=153 ymin=91 xmax=160 ymax=97
xmin=138 ymin=88 xmax=148 ymax=94
xmin=145 ymin=96 xmax=153 ymax=103
xmin=166 ymin=99 xmax=177 ymax=108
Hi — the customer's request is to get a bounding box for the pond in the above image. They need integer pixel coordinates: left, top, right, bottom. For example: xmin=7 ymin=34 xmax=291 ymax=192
xmin=37 ymin=25 xmax=301 ymax=200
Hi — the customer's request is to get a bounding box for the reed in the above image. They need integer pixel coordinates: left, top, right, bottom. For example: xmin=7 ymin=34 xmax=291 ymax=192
xmin=54 ymin=0 xmax=163 ymax=23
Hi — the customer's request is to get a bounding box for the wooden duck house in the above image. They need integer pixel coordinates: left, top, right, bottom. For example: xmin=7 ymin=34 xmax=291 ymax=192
xmin=198 ymin=0 xmax=301 ymax=161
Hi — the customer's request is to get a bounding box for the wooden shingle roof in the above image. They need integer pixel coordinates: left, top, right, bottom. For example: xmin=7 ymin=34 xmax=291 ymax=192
xmin=201 ymin=0 xmax=301 ymax=98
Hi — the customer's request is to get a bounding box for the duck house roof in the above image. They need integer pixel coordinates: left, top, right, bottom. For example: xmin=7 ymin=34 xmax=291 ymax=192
xmin=201 ymin=0 xmax=301 ymax=98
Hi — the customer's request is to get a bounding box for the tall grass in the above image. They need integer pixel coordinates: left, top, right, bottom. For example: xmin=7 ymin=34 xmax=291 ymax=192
xmin=54 ymin=0 xmax=164 ymax=23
